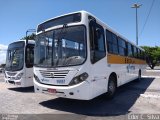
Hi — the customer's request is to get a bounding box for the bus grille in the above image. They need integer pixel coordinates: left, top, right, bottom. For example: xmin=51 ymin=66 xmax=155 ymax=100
xmin=39 ymin=70 xmax=69 ymax=78
xmin=7 ymin=72 xmax=17 ymax=76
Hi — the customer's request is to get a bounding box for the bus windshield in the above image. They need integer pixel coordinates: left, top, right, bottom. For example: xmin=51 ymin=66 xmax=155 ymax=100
xmin=5 ymin=41 xmax=25 ymax=71
xmin=34 ymin=25 xmax=86 ymax=67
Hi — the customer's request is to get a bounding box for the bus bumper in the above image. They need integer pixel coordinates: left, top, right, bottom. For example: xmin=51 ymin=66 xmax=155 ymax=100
xmin=5 ymin=78 xmax=30 ymax=88
xmin=34 ymin=78 xmax=92 ymax=100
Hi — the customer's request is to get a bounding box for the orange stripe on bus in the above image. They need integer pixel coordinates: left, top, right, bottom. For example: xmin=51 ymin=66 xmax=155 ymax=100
xmin=107 ymin=54 xmax=146 ymax=64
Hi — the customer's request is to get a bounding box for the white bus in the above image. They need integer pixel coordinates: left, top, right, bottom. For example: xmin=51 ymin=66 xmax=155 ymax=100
xmin=5 ymin=40 xmax=35 ymax=87
xmin=34 ymin=11 xmax=146 ymax=100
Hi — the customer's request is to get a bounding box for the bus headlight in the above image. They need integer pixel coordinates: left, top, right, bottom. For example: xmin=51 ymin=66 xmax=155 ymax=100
xmin=34 ymin=74 xmax=41 ymax=83
xmin=69 ymin=72 xmax=88 ymax=86
xmin=15 ymin=73 xmax=23 ymax=80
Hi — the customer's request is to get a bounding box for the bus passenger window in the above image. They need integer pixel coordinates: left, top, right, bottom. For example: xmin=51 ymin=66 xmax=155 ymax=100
xmin=106 ymin=30 xmax=118 ymax=54
xmin=133 ymin=46 xmax=138 ymax=58
xmin=127 ymin=43 xmax=133 ymax=57
xmin=118 ymin=37 xmax=127 ymax=56
xmin=137 ymin=49 xmax=141 ymax=59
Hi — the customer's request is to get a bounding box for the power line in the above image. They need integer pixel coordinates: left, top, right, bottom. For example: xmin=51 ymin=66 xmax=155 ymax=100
xmin=139 ymin=0 xmax=155 ymax=37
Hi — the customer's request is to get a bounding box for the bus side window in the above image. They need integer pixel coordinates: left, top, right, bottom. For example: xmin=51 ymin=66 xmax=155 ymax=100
xmin=141 ymin=51 xmax=145 ymax=60
xmin=137 ymin=48 xmax=140 ymax=58
xmin=89 ymin=21 xmax=106 ymax=64
xmin=138 ymin=49 xmax=142 ymax=59
xmin=106 ymin=30 xmax=118 ymax=54
xmin=133 ymin=46 xmax=138 ymax=58
xmin=127 ymin=43 xmax=134 ymax=57
xmin=118 ymin=37 xmax=127 ymax=56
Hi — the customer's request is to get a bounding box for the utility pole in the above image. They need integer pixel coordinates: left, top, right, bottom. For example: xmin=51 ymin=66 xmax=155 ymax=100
xmin=131 ymin=3 xmax=142 ymax=45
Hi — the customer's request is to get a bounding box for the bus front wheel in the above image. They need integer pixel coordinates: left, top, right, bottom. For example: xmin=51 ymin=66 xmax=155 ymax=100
xmin=106 ymin=75 xmax=117 ymax=99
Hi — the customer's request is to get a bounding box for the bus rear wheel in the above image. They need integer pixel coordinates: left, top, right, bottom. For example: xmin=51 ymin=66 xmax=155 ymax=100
xmin=138 ymin=70 xmax=141 ymax=80
xmin=106 ymin=75 xmax=117 ymax=99
xmin=135 ymin=70 xmax=141 ymax=82
xmin=136 ymin=70 xmax=141 ymax=81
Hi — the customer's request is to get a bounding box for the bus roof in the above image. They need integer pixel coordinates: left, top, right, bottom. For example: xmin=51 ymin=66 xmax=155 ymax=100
xmin=10 ymin=39 xmax=35 ymax=45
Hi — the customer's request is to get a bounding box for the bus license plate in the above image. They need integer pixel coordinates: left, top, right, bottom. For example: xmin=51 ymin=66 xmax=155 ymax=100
xmin=48 ymin=88 xmax=56 ymax=93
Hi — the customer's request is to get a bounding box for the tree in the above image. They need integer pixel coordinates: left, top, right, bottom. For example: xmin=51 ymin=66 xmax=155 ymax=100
xmin=21 ymin=33 xmax=36 ymax=40
xmin=141 ymin=46 xmax=160 ymax=69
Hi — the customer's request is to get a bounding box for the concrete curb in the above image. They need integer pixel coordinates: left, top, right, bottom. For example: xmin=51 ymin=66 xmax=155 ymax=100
xmin=146 ymin=70 xmax=160 ymax=72
xmin=142 ymin=76 xmax=160 ymax=78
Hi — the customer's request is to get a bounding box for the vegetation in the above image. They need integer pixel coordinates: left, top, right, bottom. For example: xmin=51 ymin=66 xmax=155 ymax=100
xmin=21 ymin=33 xmax=36 ymax=40
xmin=141 ymin=46 xmax=160 ymax=69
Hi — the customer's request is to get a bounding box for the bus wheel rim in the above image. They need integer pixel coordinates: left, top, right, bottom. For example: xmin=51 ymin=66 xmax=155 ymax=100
xmin=109 ymin=81 xmax=115 ymax=93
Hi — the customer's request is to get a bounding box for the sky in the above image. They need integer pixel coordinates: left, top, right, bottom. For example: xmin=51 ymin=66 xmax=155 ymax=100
xmin=0 ymin=0 xmax=160 ymax=64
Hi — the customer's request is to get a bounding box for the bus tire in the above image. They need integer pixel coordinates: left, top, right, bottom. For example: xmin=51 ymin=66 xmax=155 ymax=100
xmin=135 ymin=69 xmax=141 ymax=82
xmin=106 ymin=75 xmax=117 ymax=99
xmin=138 ymin=70 xmax=142 ymax=81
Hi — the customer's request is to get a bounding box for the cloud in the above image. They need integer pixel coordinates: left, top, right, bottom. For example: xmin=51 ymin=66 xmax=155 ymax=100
xmin=0 ymin=44 xmax=8 ymax=65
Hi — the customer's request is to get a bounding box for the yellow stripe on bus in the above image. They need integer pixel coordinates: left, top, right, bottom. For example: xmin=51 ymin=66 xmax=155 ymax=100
xmin=107 ymin=54 xmax=146 ymax=64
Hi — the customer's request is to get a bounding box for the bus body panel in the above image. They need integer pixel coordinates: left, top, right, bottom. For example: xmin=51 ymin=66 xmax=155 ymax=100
xmin=5 ymin=67 xmax=34 ymax=87
xmin=34 ymin=78 xmax=92 ymax=100
xmin=24 ymin=67 xmax=34 ymax=87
